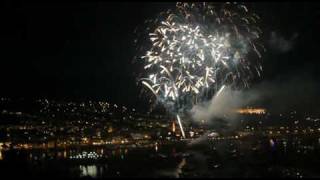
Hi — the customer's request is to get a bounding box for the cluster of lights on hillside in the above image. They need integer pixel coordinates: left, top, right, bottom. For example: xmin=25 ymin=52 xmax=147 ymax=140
xmin=236 ymin=108 xmax=266 ymax=115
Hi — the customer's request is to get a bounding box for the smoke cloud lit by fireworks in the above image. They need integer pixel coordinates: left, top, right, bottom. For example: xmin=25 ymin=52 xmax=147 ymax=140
xmin=268 ymin=31 xmax=298 ymax=53
xmin=190 ymin=85 xmax=260 ymax=125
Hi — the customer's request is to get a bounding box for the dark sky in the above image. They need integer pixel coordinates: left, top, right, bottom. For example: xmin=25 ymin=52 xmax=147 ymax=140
xmin=2 ymin=2 xmax=320 ymax=111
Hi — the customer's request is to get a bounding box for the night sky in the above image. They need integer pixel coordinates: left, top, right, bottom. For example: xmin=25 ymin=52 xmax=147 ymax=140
xmin=2 ymin=2 xmax=320 ymax=111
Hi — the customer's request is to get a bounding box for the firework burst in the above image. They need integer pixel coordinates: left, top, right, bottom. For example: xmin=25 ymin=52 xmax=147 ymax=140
xmin=134 ymin=2 xmax=265 ymax=137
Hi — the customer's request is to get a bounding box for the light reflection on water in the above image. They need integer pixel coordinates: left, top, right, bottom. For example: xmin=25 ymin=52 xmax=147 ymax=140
xmin=79 ymin=165 xmax=98 ymax=178
xmin=176 ymin=158 xmax=186 ymax=178
xmin=155 ymin=157 xmax=187 ymax=178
